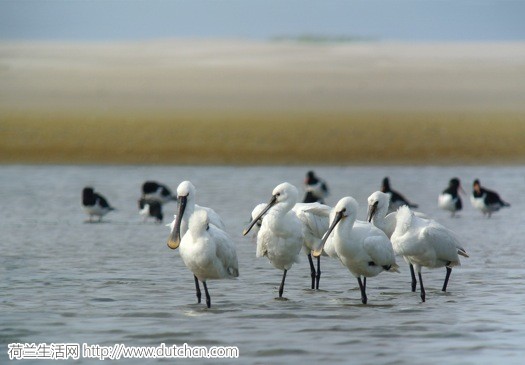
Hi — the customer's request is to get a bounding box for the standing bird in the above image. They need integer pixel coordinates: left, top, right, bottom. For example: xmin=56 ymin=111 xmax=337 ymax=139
xmin=243 ymin=183 xmax=304 ymax=298
xmin=303 ymin=171 xmax=329 ymax=204
xmin=142 ymin=181 xmax=175 ymax=205
xmin=312 ymin=197 xmax=399 ymax=305
xmin=179 ymin=210 xmax=239 ymax=308
xmin=82 ymin=187 xmax=115 ymax=222
xmin=367 ymin=191 xmax=398 ymax=238
xmin=167 ymin=181 xmax=226 ymax=305
xmin=167 ymin=181 xmax=225 ymax=250
xmin=381 ymin=177 xmax=418 ymax=213
xmin=367 ymin=191 xmax=428 ymax=238
xmin=138 ymin=198 xmax=163 ymax=223
xmin=293 ymin=203 xmax=330 ymax=290
xmin=390 ymin=206 xmax=469 ymax=302
xmin=438 ymin=178 xmax=464 ymax=217
xmin=470 ymin=179 xmax=510 ymax=218
xmin=248 ymin=201 xmax=330 ymax=290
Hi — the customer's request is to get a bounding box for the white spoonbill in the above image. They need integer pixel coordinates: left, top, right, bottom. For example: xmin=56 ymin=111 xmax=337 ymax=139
xmin=82 ymin=187 xmax=115 ymax=222
xmin=391 ymin=205 xmax=469 ymax=302
xmin=367 ymin=191 xmax=428 ymax=238
xmin=367 ymin=191 xmax=398 ymax=238
xmin=243 ymin=182 xmax=304 ymax=298
xmin=293 ymin=202 xmax=330 ymax=289
xmin=248 ymin=201 xmax=330 ymax=290
xmin=167 ymin=181 xmax=225 ymax=250
xmin=470 ymin=179 xmax=510 ymax=218
xmin=167 ymin=181 xmax=226 ymax=305
xmin=438 ymin=178 xmax=464 ymax=217
xmin=179 ymin=210 xmax=239 ymax=308
xmin=312 ymin=197 xmax=399 ymax=305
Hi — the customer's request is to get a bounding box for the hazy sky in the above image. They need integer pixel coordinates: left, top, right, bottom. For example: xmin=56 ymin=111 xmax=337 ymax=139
xmin=1 ymin=0 xmax=524 ymax=42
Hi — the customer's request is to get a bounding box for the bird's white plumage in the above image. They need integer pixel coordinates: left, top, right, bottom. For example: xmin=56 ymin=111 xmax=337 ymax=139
xmin=255 ymin=183 xmax=304 ymax=271
xmin=470 ymin=195 xmax=487 ymax=214
xmin=169 ymin=181 xmax=225 ymax=238
xmin=292 ymin=202 xmax=331 ymax=252
xmin=367 ymin=191 xmax=398 ymax=238
xmin=391 ymin=206 xmax=468 ymax=272
xmin=438 ymin=194 xmax=456 ymax=214
xmin=321 ymin=197 xmax=399 ymax=279
xmin=250 ymin=201 xmax=330 ymax=253
xmin=367 ymin=191 xmax=428 ymax=239
xmin=179 ymin=210 xmax=239 ymax=281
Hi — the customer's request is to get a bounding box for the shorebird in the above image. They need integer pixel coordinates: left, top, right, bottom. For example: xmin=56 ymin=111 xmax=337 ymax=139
xmin=138 ymin=197 xmax=163 ymax=223
xmin=248 ymin=201 xmax=330 ymax=290
xmin=243 ymin=183 xmax=304 ymax=298
xmin=312 ymin=196 xmax=399 ymax=304
xmin=302 ymin=170 xmax=329 ymax=204
xmin=82 ymin=187 xmax=115 ymax=222
xmin=367 ymin=191 xmax=428 ymax=238
xmin=381 ymin=177 xmax=418 ymax=213
xmin=438 ymin=178 xmax=464 ymax=217
xmin=167 ymin=181 xmax=226 ymax=305
xmin=141 ymin=181 xmax=175 ymax=204
xmin=167 ymin=180 xmax=225 ymax=250
xmin=390 ymin=205 xmax=469 ymax=302
xmin=470 ymin=179 xmax=510 ymax=218
xmin=179 ymin=210 xmax=239 ymax=308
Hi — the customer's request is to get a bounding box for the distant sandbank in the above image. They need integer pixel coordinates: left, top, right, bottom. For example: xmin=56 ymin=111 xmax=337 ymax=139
xmin=1 ymin=40 xmax=524 ymax=164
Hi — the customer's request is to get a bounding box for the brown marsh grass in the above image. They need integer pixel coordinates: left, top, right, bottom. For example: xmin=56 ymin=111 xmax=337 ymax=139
xmin=1 ymin=110 xmax=524 ymax=165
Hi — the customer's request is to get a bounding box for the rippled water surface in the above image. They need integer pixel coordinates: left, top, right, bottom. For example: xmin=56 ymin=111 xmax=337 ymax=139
xmin=1 ymin=165 xmax=524 ymax=364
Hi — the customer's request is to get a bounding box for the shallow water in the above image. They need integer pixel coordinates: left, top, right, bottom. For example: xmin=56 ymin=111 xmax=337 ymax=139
xmin=1 ymin=165 xmax=524 ymax=364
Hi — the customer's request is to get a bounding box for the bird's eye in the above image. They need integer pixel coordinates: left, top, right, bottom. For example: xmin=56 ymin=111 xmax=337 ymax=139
xmin=276 ymin=192 xmax=281 ymax=197
xmin=206 ymin=224 xmax=210 ymax=231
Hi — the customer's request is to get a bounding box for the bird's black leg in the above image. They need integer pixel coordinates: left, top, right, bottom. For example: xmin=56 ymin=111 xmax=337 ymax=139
xmin=194 ymin=275 xmax=202 ymax=304
xmin=315 ymin=255 xmax=321 ymax=290
xmin=202 ymin=281 xmax=211 ymax=308
xmin=442 ymin=266 xmax=452 ymax=292
xmin=279 ymin=270 xmax=288 ymax=298
xmin=357 ymin=277 xmax=367 ymax=304
xmin=418 ymin=271 xmax=426 ymax=302
xmin=307 ymin=253 xmax=316 ymax=289
xmin=409 ymin=264 xmax=417 ymax=292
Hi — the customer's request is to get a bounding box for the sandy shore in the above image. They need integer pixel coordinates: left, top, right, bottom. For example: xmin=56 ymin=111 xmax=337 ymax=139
xmin=1 ymin=40 xmax=524 ymax=164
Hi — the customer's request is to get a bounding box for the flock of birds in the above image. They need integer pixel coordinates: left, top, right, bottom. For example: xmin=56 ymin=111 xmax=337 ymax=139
xmin=81 ymin=174 xmax=510 ymax=308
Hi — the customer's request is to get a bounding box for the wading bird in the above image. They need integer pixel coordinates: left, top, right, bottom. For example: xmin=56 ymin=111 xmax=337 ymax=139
xmin=141 ymin=181 xmax=175 ymax=204
xmin=470 ymin=179 xmax=510 ymax=218
xmin=313 ymin=196 xmax=399 ymax=304
xmin=438 ymin=178 xmax=464 ymax=217
xmin=303 ymin=170 xmax=329 ymax=204
xmin=179 ymin=210 xmax=239 ymax=308
xmin=243 ymin=183 xmax=303 ymax=298
xmin=138 ymin=198 xmax=163 ymax=223
xmin=390 ymin=205 xmax=469 ymax=302
xmin=367 ymin=191 xmax=428 ymax=238
xmin=248 ymin=201 xmax=330 ymax=290
xmin=82 ymin=187 xmax=115 ymax=222
xmin=167 ymin=181 xmax=226 ymax=305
